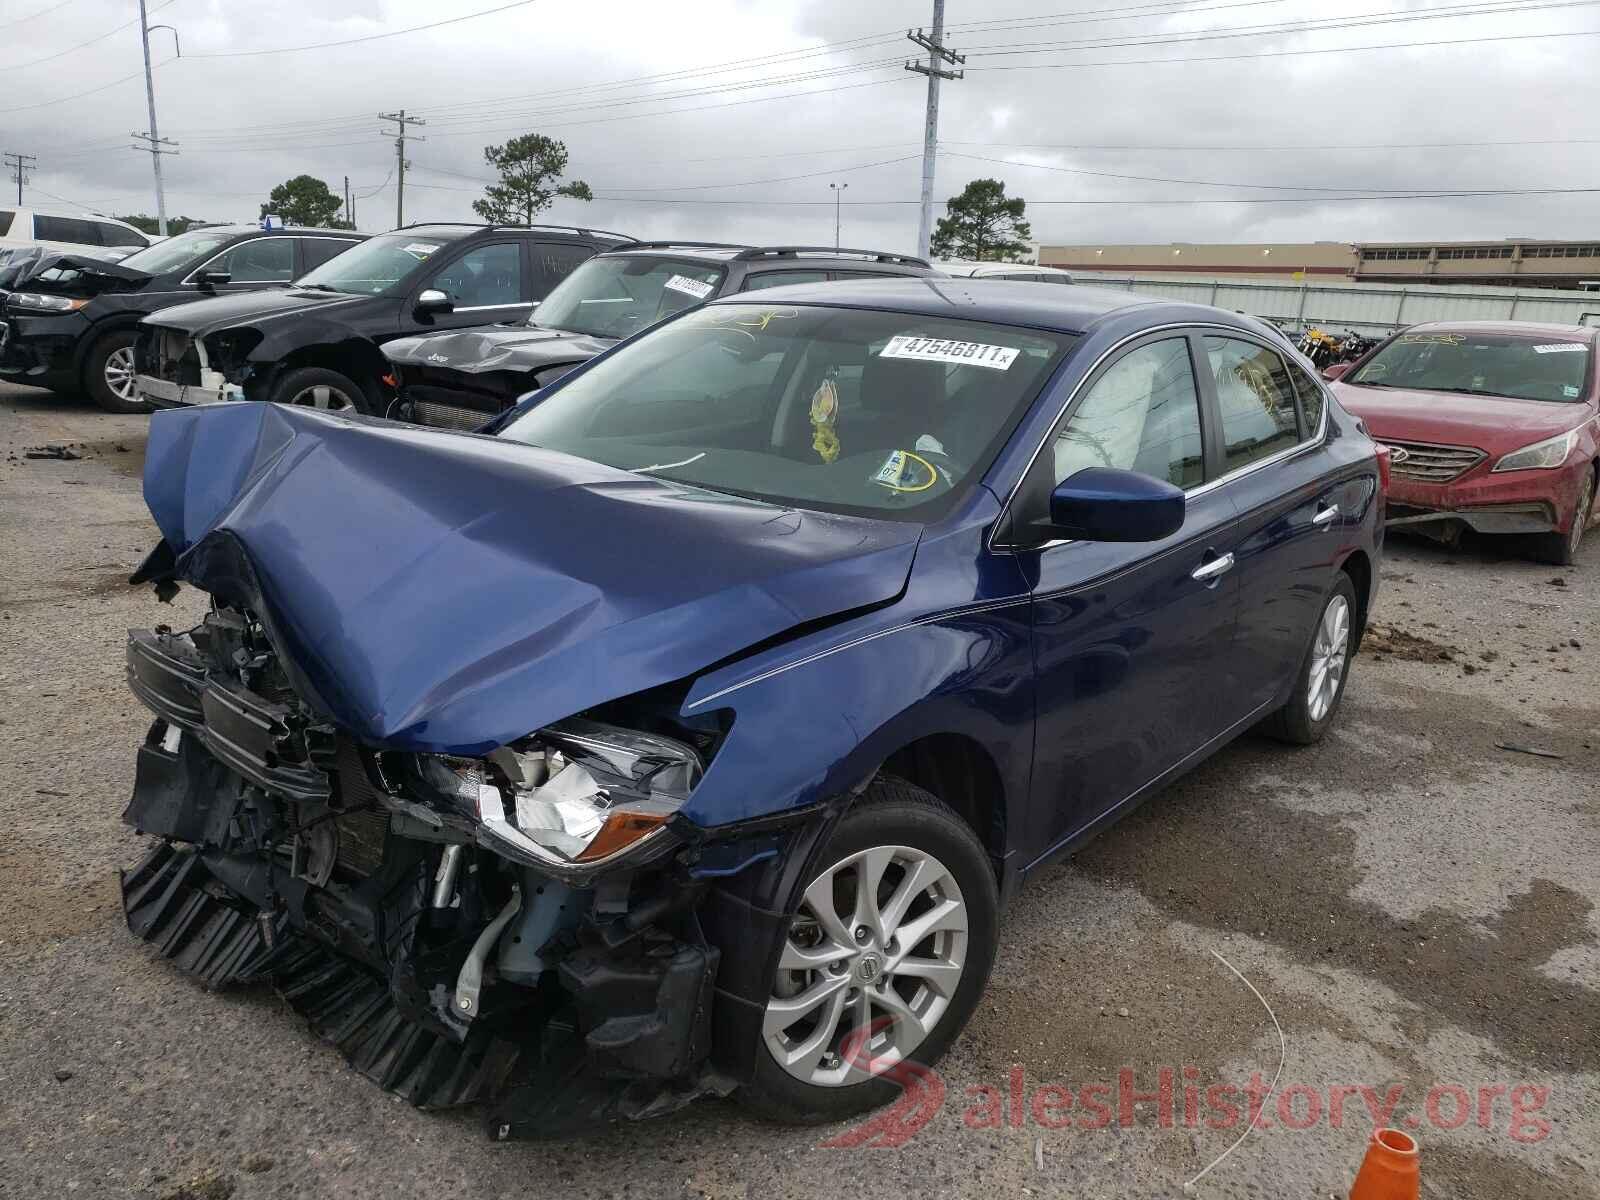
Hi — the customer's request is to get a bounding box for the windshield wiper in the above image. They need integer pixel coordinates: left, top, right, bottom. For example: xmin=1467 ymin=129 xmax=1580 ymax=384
xmin=298 ymin=283 xmax=345 ymax=293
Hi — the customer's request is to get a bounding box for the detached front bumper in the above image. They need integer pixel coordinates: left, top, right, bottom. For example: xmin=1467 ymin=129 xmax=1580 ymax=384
xmin=119 ymin=622 xmax=734 ymax=1136
xmin=135 ymin=372 xmax=245 ymax=409
xmin=1385 ymin=464 xmax=1587 ymax=537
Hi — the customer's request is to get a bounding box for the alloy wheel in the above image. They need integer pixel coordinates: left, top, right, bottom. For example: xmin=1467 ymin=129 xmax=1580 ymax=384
xmin=104 ymin=346 xmax=137 ymax=403
xmin=289 ymin=384 xmax=356 ymax=411
xmin=764 ymin=844 xmax=968 ymax=1087
xmin=1307 ymin=593 xmax=1350 ymax=722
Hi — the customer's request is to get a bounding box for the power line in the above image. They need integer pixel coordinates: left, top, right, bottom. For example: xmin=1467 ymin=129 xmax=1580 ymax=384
xmin=0 ymin=64 xmax=161 ymax=114
xmin=945 ymin=137 xmax=1600 ymax=151
xmin=0 ymin=0 xmax=78 ymax=30
xmin=0 ymin=0 xmax=175 ymax=72
xmin=184 ymin=0 xmax=540 ymax=58
xmin=965 ymin=25 xmax=1600 ymax=71
xmin=579 ymin=184 xmax=1600 ymax=206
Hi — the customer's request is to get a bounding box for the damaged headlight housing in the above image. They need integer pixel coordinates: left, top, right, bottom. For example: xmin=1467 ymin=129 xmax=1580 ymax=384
xmin=413 ymin=718 xmax=704 ymax=873
xmin=1492 ymin=428 xmax=1577 ymax=472
xmin=8 ymin=292 xmax=89 ymax=314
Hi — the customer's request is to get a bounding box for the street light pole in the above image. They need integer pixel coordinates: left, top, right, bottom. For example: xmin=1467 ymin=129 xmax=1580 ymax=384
xmin=829 ymin=182 xmax=848 ymax=250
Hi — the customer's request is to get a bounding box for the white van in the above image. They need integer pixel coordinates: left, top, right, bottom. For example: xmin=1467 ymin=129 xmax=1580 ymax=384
xmin=0 ymin=207 xmax=151 ymax=258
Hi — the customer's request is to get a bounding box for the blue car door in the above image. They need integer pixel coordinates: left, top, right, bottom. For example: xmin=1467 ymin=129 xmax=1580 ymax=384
xmin=1011 ymin=332 xmax=1253 ymax=862
xmin=1197 ymin=333 xmax=1348 ymax=707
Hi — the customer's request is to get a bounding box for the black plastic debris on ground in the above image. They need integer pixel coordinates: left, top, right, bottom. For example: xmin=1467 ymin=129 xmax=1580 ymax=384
xmin=24 ymin=444 xmax=82 ymax=460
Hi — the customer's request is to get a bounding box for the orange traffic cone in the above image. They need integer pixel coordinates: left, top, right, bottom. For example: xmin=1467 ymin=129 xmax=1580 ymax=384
xmin=1349 ymin=1128 xmax=1420 ymax=1200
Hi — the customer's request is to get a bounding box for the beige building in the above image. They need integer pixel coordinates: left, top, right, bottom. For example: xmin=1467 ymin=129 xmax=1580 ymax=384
xmin=1038 ymin=239 xmax=1600 ymax=290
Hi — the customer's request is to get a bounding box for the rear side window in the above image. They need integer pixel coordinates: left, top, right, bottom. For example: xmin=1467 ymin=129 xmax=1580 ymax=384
xmin=299 ymin=237 xmax=360 ymax=272
xmin=530 ymin=242 xmax=595 ymax=298
xmin=0 ymin=211 xmax=14 ymax=236
xmin=95 ymin=221 xmax=146 ymax=247
xmin=1054 ymin=337 xmax=1205 ymax=489
xmin=34 ymin=215 xmax=101 ymax=245
xmin=1286 ymin=360 xmax=1325 ymax=433
xmin=1205 ymin=336 xmax=1301 ymax=471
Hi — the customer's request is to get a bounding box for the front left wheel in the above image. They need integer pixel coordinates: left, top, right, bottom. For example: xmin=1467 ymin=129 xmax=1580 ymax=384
xmin=740 ymin=777 xmax=999 ymax=1124
xmin=84 ymin=329 xmax=149 ymax=413
xmin=1532 ymin=467 xmax=1594 ymax=567
xmin=268 ymin=366 xmax=373 ymax=415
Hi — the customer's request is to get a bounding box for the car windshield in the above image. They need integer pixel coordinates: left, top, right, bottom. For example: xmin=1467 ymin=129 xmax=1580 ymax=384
xmin=534 ymin=255 xmax=726 ymax=339
xmin=295 ymin=231 xmax=450 ymax=295
xmin=118 ymin=229 xmax=235 ymax=274
xmin=1347 ymin=330 xmax=1591 ymax=403
xmin=499 ymin=302 xmax=1075 ymax=519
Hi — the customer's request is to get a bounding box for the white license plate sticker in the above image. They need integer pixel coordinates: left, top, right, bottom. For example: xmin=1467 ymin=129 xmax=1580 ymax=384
xmin=665 ymin=274 xmax=714 ymax=299
xmin=1533 ymin=343 xmax=1587 ymax=354
xmin=879 ymin=334 xmax=1019 ymax=370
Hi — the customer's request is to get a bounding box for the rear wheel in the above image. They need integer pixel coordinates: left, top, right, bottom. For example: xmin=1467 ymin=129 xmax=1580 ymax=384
xmin=269 ymin=366 xmax=371 ymax=415
xmin=739 ymin=777 xmax=998 ymax=1124
xmin=1262 ymin=572 xmax=1357 ymax=745
xmin=84 ymin=330 xmax=148 ymax=414
xmin=1532 ymin=467 xmax=1594 ymax=567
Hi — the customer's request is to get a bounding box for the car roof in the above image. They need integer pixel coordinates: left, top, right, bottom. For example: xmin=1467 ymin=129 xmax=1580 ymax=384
xmin=386 ymin=222 xmax=634 ymax=243
xmin=180 ymin=225 xmax=366 ymax=237
xmin=936 ymin=261 xmax=1071 ymax=277
xmin=703 ymin=276 xmax=1167 ymax=334
xmin=1402 ymin=319 xmax=1597 ymax=339
xmin=599 ymin=242 xmax=931 ymax=270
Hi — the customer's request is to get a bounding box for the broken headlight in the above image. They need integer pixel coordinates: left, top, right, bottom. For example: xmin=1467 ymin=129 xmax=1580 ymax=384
xmin=413 ymin=718 xmax=704 ymax=874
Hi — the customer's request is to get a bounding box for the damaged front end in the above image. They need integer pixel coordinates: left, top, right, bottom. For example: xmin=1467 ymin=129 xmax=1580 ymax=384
xmin=121 ymin=603 xmax=739 ymax=1136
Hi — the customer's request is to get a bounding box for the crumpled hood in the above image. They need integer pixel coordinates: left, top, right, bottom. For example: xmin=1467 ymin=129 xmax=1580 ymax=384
xmin=144 ymin=288 xmax=358 ymax=338
xmin=9 ymin=252 xmax=151 ymax=296
xmin=383 ymin=324 xmax=616 ymax=374
xmin=142 ymin=402 xmax=921 ymax=753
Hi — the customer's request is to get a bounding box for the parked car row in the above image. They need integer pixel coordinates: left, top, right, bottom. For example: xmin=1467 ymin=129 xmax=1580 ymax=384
xmin=117 ymin=273 xmax=1385 ymax=1133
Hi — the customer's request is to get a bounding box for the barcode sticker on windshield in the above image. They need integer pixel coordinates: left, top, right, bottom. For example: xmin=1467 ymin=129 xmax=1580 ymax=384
xmin=880 ymin=335 xmax=1019 ymax=370
xmin=402 ymin=242 xmax=441 ymax=258
xmin=665 ymin=274 xmax=714 ymax=299
xmin=1534 ymin=343 xmax=1587 ymax=354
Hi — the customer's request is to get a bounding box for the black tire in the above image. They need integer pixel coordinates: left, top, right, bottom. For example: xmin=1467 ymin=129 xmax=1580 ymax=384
xmin=738 ymin=776 xmax=999 ymax=1124
xmin=1262 ymin=571 xmax=1358 ymax=746
xmin=268 ymin=366 xmax=373 ymax=415
xmin=83 ymin=329 xmax=149 ymax=413
xmin=1531 ymin=467 xmax=1594 ymax=567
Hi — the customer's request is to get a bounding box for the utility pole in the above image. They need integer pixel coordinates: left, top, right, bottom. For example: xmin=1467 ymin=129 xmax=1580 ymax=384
xmin=133 ymin=0 xmax=179 ymax=236
xmin=4 ymin=152 xmax=35 ymax=205
xmin=905 ymin=2 xmax=964 ymax=260
xmin=378 ymin=110 xmax=425 ymax=227
xmin=343 ymin=175 xmax=351 ymax=227
xmin=829 ymin=182 xmax=848 ymax=250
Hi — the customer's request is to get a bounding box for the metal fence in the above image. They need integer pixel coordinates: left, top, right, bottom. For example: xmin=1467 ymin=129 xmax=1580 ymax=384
xmin=1066 ymin=272 xmax=1600 ymax=335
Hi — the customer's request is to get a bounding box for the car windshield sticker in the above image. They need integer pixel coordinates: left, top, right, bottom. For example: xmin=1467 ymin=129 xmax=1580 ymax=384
xmin=401 ymin=242 xmax=442 ymax=259
xmin=1564 ymin=385 xmax=1582 ymax=397
xmin=707 ymin=307 xmax=797 ymax=341
xmin=664 ymin=274 xmax=714 ymax=299
xmin=879 ymin=334 xmax=1019 ymax=370
xmin=810 ymin=375 xmax=840 ymax=464
xmin=872 ymin=449 xmax=938 ymax=492
xmin=1533 ymin=343 xmax=1587 ymax=354
xmin=1400 ymin=332 xmax=1464 ymax=346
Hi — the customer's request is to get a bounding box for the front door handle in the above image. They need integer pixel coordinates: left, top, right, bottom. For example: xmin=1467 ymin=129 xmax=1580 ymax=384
xmin=1312 ymin=503 xmax=1340 ymax=528
xmin=1191 ymin=552 xmax=1235 ymax=583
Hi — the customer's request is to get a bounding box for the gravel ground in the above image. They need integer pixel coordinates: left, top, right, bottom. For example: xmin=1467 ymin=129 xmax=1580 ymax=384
xmin=0 ymin=382 xmax=1595 ymax=1200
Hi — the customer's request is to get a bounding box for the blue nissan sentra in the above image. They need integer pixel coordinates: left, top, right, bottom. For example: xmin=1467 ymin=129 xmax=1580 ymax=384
xmin=120 ymin=279 xmax=1382 ymax=1134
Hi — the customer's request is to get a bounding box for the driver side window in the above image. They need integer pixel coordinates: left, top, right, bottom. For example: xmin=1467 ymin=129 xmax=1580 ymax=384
xmin=428 ymin=243 xmax=523 ymax=308
xmin=1053 ymin=338 xmax=1204 ymax=489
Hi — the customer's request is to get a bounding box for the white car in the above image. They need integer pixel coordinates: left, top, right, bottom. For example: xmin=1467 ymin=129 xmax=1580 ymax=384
xmin=936 ymin=260 xmax=1073 ymax=283
xmin=0 ymin=207 xmax=151 ymax=258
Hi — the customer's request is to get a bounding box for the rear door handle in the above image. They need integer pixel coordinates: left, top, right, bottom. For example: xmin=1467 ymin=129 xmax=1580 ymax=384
xmin=1191 ymin=552 xmax=1235 ymax=583
xmin=1312 ymin=503 xmax=1340 ymax=527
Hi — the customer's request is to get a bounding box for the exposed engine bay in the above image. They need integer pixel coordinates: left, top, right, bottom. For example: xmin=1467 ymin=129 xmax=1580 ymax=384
xmin=120 ymin=600 xmax=807 ymax=1137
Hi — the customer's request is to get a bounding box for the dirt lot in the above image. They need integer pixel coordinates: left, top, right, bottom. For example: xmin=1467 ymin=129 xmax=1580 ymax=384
xmin=1 ymin=381 xmax=1595 ymax=1200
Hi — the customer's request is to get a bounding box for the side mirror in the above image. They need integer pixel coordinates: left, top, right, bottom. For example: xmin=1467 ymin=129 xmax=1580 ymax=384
xmin=415 ymin=288 xmax=454 ymax=315
xmin=199 ymin=270 xmax=231 ymax=289
xmin=1046 ymin=467 xmax=1185 ymax=543
xmin=1321 ymin=361 xmax=1352 ymax=381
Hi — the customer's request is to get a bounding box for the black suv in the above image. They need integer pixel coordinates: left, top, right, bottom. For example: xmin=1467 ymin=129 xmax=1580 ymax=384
xmin=0 ymin=225 xmax=364 ymax=412
xmin=133 ymin=223 xmax=632 ymax=414
xmin=381 ymin=242 xmax=937 ymax=429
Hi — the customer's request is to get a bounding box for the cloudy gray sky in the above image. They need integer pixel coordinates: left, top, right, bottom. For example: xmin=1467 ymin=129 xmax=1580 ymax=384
xmin=3 ymin=0 xmax=1596 ymax=253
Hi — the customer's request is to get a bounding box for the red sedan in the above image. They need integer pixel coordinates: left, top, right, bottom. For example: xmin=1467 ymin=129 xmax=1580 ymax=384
xmin=1327 ymin=321 xmax=1600 ymax=565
